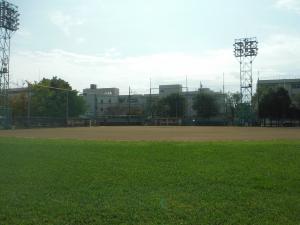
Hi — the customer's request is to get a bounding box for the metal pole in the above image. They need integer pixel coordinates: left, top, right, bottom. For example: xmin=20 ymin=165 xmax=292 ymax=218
xmin=128 ymin=86 xmax=131 ymax=124
xmin=66 ymin=91 xmax=69 ymax=125
xmin=223 ymin=73 xmax=226 ymax=114
xmin=176 ymin=95 xmax=178 ymax=119
xmin=27 ymin=84 xmax=31 ymax=127
xmin=223 ymin=73 xmax=225 ymax=95
xmin=128 ymin=86 xmax=131 ymax=115
xmin=186 ymin=76 xmax=188 ymax=92
xmin=240 ymin=60 xmax=243 ymax=103
xmin=250 ymin=60 xmax=253 ymax=100
xmin=150 ymin=78 xmax=152 ymax=118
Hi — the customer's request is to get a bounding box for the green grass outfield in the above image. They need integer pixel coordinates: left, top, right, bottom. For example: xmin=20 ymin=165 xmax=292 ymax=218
xmin=0 ymin=138 xmax=300 ymax=225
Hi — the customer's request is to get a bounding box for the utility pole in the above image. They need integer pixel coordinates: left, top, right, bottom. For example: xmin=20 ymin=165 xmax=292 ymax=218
xmin=223 ymin=73 xmax=226 ymax=116
xmin=128 ymin=86 xmax=131 ymax=124
xmin=186 ymin=76 xmax=188 ymax=92
xmin=185 ymin=75 xmax=190 ymax=119
xmin=66 ymin=91 xmax=69 ymax=125
xmin=200 ymin=82 xmax=203 ymax=90
xmin=150 ymin=78 xmax=152 ymax=118
xmin=176 ymin=98 xmax=178 ymax=119
xmin=223 ymin=73 xmax=225 ymax=95
xmin=94 ymin=94 xmax=97 ymax=119
xmin=27 ymin=82 xmax=31 ymax=127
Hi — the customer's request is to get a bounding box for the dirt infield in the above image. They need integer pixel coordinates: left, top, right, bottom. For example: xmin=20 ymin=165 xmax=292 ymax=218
xmin=0 ymin=126 xmax=299 ymax=141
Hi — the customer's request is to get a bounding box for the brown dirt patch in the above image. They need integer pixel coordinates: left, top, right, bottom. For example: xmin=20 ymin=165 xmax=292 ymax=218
xmin=0 ymin=126 xmax=299 ymax=141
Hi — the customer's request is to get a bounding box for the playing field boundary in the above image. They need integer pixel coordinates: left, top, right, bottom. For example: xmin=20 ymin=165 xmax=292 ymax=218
xmin=0 ymin=126 xmax=299 ymax=141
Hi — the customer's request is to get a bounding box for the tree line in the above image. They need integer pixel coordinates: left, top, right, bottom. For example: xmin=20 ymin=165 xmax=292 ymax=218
xmin=9 ymin=77 xmax=86 ymax=120
xmin=253 ymin=87 xmax=300 ymax=125
xmin=148 ymin=91 xmax=221 ymax=119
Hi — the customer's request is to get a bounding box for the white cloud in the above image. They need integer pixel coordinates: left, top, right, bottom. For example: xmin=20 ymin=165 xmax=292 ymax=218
xmin=257 ymin=34 xmax=300 ymax=77
xmin=75 ymin=37 xmax=86 ymax=44
xmin=49 ymin=11 xmax=85 ymax=36
xmin=275 ymin=0 xmax=300 ymax=13
xmin=10 ymin=48 xmax=237 ymax=93
xmin=10 ymin=33 xmax=300 ymax=94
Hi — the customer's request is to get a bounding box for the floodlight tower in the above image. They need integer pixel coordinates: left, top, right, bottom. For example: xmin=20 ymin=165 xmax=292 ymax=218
xmin=234 ymin=37 xmax=258 ymax=103
xmin=0 ymin=0 xmax=19 ymax=128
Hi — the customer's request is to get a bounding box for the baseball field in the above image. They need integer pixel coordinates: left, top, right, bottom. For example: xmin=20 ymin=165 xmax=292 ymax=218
xmin=0 ymin=126 xmax=300 ymax=225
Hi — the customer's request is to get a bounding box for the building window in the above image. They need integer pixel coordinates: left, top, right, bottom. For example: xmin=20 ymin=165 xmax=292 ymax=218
xmin=292 ymin=84 xmax=300 ymax=89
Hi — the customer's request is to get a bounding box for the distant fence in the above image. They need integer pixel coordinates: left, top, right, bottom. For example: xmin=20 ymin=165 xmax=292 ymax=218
xmin=8 ymin=116 xmax=300 ymax=129
xmin=0 ymin=106 xmax=11 ymax=129
xmin=95 ymin=116 xmax=145 ymax=126
xmin=13 ymin=117 xmax=90 ymax=129
xmin=12 ymin=116 xmax=146 ymax=128
xmin=256 ymin=119 xmax=300 ymax=127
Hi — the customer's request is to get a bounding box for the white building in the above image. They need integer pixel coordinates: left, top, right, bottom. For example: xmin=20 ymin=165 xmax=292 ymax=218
xmin=83 ymin=84 xmax=120 ymax=117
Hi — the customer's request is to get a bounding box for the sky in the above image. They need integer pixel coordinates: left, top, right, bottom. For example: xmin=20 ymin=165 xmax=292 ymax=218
xmin=8 ymin=0 xmax=300 ymax=94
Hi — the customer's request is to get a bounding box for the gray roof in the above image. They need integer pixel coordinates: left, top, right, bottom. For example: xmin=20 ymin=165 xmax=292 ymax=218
xmin=258 ymin=79 xmax=300 ymax=84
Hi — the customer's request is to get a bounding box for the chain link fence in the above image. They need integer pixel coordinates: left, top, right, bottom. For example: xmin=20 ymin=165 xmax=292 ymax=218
xmin=0 ymin=106 xmax=11 ymax=129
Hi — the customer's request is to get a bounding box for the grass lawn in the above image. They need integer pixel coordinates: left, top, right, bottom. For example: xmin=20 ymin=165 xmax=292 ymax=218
xmin=0 ymin=138 xmax=300 ymax=225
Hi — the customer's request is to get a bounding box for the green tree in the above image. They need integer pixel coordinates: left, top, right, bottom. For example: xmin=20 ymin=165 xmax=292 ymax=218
xmin=290 ymin=93 xmax=300 ymax=120
xmin=293 ymin=93 xmax=300 ymax=109
xmin=252 ymin=86 xmax=270 ymax=117
xmin=30 ymin=77 xmax=86 ymax=118
xmin=258 ymin=87 xmax=291 ymax=121
xmin=193 ymin=92 xmax=219 ymax=119
xmin=9 ymin=93 xmax=27 ymax=119
xmin=154 ymin=93 xmax=186 ymax=118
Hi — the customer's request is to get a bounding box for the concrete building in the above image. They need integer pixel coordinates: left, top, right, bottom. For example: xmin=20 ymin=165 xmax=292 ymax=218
xmin=159 ymin=84 xmax=182 ymax=97
xmin=83 ymin=84 xmax=120 ymax=96
xmin=83 ymin=84 xmax=120 ymax=117
xmin=257 ymin=79 xmax=300 ymax=99
xmin=83 ymin=84 xmax=147 ymax=117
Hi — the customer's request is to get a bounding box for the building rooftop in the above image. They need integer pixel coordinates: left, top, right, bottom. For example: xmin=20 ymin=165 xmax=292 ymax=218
xmin=83 ymin=84 xmax=120 ymax=96
xmin=258 ymin=79 xmax=300 ymax=84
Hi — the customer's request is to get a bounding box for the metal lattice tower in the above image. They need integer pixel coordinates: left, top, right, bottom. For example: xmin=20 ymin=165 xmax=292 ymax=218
xmin=234 ymin=37 xmax=258 ymax=103
xmin=0 ymin=0 xmax=19 ymax=128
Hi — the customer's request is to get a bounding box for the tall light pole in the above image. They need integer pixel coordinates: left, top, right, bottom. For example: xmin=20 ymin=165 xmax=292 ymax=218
xmin=234 ymin=37 xmax=258 ymax=104
xmin=0 ymin=0 xmax=20 ymax=128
